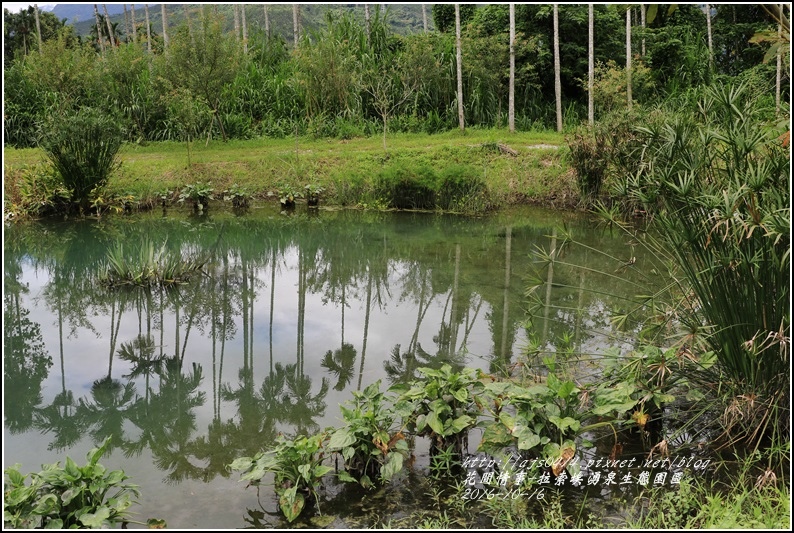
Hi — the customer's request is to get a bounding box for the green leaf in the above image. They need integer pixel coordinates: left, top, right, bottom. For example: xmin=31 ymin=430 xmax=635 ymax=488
xmin=556 ymin=381 xmax=579 ymax=399
xmin=147 ymin=518 xmax=168 ymax=528
xmin=33 ymin=494 xmax=59 ymax=516
xmin=359 ymin=474 xmax=374 ymax=490
xmin=44 ymin=518 xmax=64 ymax=529
xmin=79 ymin=506 xmax=112 ymax=528
xmin=5 ymin=467 xmax=26 ymax=487
xmin=64 ymin=457 xmax=81 ymax=480
xmin=313 ymin=465 xmax=333 ymax=479
xmin=549 ymin=416 xmax=581 ymax=432
xmin=380 ymin=452 xmax=403 ymax=482
xmin=327 ymin=428 xmax=356 ymax=451
xmin=514 ymin=426 xmax=541 ymax=451
xmin=337 ymin=471 xmax=357 ymax=483
xmin=279 ymin=487 xmax=304 ymax=523
xmin=450 ymin=414 xmax=474 ymax=434
xmin=425 ymin=411 xmax=445 ymax=436
xmin=298 ymin=464 xmax=312 ymax=483
xmin=61 ymin=487 xmax=81 ymax=506
xmin=452 ymin=387 xmax=469 ymax=403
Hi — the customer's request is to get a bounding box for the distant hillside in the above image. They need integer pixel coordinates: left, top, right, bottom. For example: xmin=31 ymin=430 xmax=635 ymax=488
xmin=51 ymin=4 xmax=146 ymax=24
xmin=62 ymin=4 xmax=432 ymax=40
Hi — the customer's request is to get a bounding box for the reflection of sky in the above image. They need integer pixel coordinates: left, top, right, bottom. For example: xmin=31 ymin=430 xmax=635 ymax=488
xmin=3 ymin=209 xmax=651 ymax=528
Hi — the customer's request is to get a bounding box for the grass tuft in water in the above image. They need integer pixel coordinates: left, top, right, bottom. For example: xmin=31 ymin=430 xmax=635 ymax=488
xmin=98 ymin=239 xmax=208 ymax=288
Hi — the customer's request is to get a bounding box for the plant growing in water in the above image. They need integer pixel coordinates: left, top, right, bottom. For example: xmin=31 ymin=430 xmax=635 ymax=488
xmin=98 ymin=238 xmax=208 ymax=288
xmin=326 ymin=380 xmax=408 ymax=487
xmin=276 ymin=183 xmax=304 ymax=209
xmin=222 ymin=183 xmax=253 ymax=209
xmin=178 ymin=182 xmax=214 ymax=211
xmin=304 ymin=182 xmax=325 ymax=207
xmin=3 ymin=437 xmax=164 ymax=529
xmin=228 ymin=433 xmax=333 ymax=523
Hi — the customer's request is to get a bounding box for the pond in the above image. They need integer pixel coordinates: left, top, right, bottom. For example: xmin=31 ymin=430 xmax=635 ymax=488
xmin=4 ymin=205 xmax=657 ymax=528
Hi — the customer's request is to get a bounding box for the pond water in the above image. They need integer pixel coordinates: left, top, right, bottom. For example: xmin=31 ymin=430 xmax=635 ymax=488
xmin=3 ymin=205 xmax=657 ymax=528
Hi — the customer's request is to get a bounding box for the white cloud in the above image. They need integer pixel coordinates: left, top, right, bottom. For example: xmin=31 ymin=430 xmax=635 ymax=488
xmin=3 ymin=3 xmax=55 ymax=14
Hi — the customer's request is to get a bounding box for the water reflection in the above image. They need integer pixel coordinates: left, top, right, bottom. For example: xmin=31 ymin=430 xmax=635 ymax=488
xmin=3 ymin=207 xmax=654 ymax=527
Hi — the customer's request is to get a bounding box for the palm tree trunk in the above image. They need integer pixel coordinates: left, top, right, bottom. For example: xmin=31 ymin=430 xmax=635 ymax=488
xmin=422 ymin=4 xmax=428 ymax=32
xmin=293 ymin=4 xmax=300 ymax=47
xmin=34 ymin=4 xmax=42 ymax=54
xmin=233 ymin=4 xmax=240 ymax=43
xmin=241 ymin=4 xmax=248 ymax=54
xmin=364 ymin=4 xmax=371 ymax=46
xmin=123 ymin=4 xmax=130 ymax=43
xmin=626 ymin=7 xmax=632 ymax=111
xmin=588 ymin=3 xmax=594 ymax=125
xmin=103 ymin=5 xmax=116 ymax=48
xmin=94 ymin=5 xmax=106 ymax=55
xmin=776 ymin=3 xmax=782 ymax=115
xmin=131 ymin=4 xmax=137 ymax=43
xmin=640 ymin=4 xmax=646 ymax=56
xmin=706 ymin=4 xmax=713 ymax=71
xmin=554 ymin=4 xmax=563 ymax=131
xmin=144 ymin=4 xmax=151 ymax=54
xmin=161 ymin=3 xmax=169 ymax=51
xmin=264 ymin=5 xmax=271 ymax=39
xmin=455 ymin=4 xmax=465 ymax=131
xmin=509 ymin=3 xmax=515 ymax=133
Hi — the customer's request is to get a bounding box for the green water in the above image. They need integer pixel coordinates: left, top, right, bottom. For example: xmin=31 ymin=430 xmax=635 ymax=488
xmin=3 ymin=205 xmax=655 ymax=528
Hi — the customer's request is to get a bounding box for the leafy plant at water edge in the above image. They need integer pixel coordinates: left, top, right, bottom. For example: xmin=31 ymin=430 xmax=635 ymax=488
xmin=276 ymin=183 xmax=304 ymax=208
xmin=228 ymin=433 xmax=332 ymax=523
xmin=178 ymin=182 xmax=214 ymax=211
xmin=39 ymin=107 xmax=124 ymax=213
xmin=304 ymin=182 xmax=325 ymax=207
xmin=326 ymin=380 xmax=408 ymax=487
xmin=222 ymin=183 xmax=253 ymax=209
xmin=3 ymin=437 xmax=157 ymax=529
xmin=394 ymin=364 xmax=480 ymax=459
xmin=98 ymin=238 xmax=208 ymax=288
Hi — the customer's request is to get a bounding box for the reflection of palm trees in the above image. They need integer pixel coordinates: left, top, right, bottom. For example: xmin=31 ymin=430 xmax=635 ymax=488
xmin=321 ymin=343 xmax=357 ymax=391
xmin=35 ymin=390 xmax=85 ymax=451
xmin=125 ymin=358 xmax=206 ymax=483
xmin=77 ymin=377 xmax=137 ymax=453
xmin=278 ymin=363 xmax=329 ymax=436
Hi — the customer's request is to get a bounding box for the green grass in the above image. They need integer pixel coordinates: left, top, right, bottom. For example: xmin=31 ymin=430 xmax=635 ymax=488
xmin=4 ymin=129 xmax=572 ymax=216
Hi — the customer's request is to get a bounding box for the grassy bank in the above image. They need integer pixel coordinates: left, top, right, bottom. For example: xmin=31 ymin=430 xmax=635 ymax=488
xmin=3 ymin=129 xmax=573 ymax=217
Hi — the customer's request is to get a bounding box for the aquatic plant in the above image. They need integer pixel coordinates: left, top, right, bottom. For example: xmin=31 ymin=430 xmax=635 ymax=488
xmin=3 ymin=437 xmax=163 ymax=529
xmin=177 ymin=182 xmax=214 ymax=211
xmin=222 ymin=183 xmax=253 ymax=209
xmin=326 ymin=380 xmax=408 ymax=487
xmin=229 ymin=433 xmax=332 ymax=523
xmin=98 ymin=238 xmax=207 ymax=288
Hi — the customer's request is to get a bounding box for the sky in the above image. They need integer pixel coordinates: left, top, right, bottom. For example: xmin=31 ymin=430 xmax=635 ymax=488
xmin=4 ymin=3 xmax=56 ymax=14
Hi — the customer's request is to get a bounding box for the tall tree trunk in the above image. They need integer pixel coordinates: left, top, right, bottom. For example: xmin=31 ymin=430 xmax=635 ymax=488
xmin=364 ymin=4 xmax=371 ymax=46
xmin=422 ymin=4 xmax=428 ymax=32
xmin=161 ymin=3 xmax=168 ymax=52
xmin=123 ymin=4 xmax=130 ymax=43
xmin=588 ymin=3 xmax=594 ymax=125
xmin=241 ymin=4 xmax=248 ymax=54
xmin=103 ymin=4 xmax=116 ymax=48
xmin=553 ymin=4 xmax=563 ymax=132
xmin=131 ymin=4 xmax=136 ymax=43
xmin=94 ymin=5 xmax=106 ymax=55
xmin=776 ymin=3 xmax=782 ymax=115
xmin=509 ymin=3 xmax=515 ymax=133
xmin=293 ymin=4 xmax=300 ymax=47
xmin=233 ymin=4 xmax=240 ymax=43
xmin=706 ymin=4 xmax=713 ymax=71
xmin=455 ymin=4 xmax=465 ymax=131
xmin=640 ymin=4 xmax=646 ymax=56
xmin=264 ymin=5 xmax=270 ymax=39
xmin=500 ymin=227 xmax=512 ymax=360
xmin=626 ymin=7 xmax=632 ymax=111
xmin=144 ymin=4 xmax=152 ymax=54
xmin=34 ymin=4 xmax=43 ymax=54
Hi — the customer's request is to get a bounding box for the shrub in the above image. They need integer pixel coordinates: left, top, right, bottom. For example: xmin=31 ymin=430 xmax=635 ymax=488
xmin=3 ymin=437 xmax=159 ymax=529
xmin=39 ymin=107 xmax=124 ymax=213
xmin=373 ymin=162 xmax=437 ymax=209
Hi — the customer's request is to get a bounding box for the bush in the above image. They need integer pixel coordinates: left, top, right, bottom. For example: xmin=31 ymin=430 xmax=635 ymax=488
xmin=39 ymin=107 xmax=124 ymax=213
xmin=373 ymin=162 xmax=437 ymax=209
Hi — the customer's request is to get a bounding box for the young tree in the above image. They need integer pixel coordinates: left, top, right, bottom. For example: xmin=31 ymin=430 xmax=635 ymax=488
xmin=456 ymin=4 xmax=464 ymax=131
xmin=164 ymin=11 xmax=241 ymax=142
xmin=554 ymin=4 xmax=562 ymax=131
xmin=509 ymin=3 xmax=515 ymax=133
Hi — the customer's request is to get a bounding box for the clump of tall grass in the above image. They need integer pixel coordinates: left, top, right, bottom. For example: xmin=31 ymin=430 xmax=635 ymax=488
xmin=626 ymin=82 xmax=790 ymax=448
xmin=39 ymin=107 xmax=124 ymax=214
xmin=98 ymin=239 xmax=208 ymax=288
